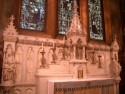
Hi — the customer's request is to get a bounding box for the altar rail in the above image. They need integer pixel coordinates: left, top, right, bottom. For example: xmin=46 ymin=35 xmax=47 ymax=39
xmin=48 ymin=79 xmax=117 ymax=94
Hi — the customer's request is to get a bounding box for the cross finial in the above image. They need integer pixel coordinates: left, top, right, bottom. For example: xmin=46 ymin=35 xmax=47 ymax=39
xmin=10 ymin=15 xmax=15 ymax=23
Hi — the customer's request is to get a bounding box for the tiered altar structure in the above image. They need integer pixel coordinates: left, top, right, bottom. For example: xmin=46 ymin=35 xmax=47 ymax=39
xmin=0 ymin=1 xmax=121 ymax=94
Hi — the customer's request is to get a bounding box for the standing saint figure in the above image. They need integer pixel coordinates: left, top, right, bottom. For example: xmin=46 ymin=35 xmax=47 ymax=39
xmin=3 ymin=44 xmax=16 ymax=81
xmin=112 ymin=54 xmax=121 ymax=78
xmin=26 ymin=47 xmax=34 ymax=81
xmin=76 ymin=38 xmax=83 ymax=59
xmin=15 ymin=46 xmax=23 ymax=82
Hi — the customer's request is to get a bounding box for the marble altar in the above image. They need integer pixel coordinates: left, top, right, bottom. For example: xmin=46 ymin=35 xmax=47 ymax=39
xmin=0 ymin=2 xmax=121 ymax=94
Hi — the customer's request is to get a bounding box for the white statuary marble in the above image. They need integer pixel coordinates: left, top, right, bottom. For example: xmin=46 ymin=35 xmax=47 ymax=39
xmin=3 ymin=44 xmax=15 ymax=82
xmin=15 ymin=45 xmax=23 ymax=82
xmin=1 ymin=4 xmax=121 ymax=94
xmin=26 ymin=47 xmax=35 ymax=81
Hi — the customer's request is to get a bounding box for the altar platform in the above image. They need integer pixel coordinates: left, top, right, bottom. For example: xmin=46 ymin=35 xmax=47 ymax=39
xmin=48 ymin=78 xmax=116 ymax=94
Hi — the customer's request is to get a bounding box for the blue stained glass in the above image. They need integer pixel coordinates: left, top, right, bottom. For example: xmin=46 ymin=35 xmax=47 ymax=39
xmin=20 ymin=0 xmax=45 ymax=31
xmin=88 ymin=0 xmax=105 ymax=40
xmin=59 ymin=0 xmax=74 ymax=34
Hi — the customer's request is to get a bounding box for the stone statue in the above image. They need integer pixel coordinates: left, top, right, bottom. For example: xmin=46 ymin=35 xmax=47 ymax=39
xmin=49 ymin=45 xmax=58 ymax=64
xmin=15 ymin=46 xmax=23 ymax=82
xmin=112 ymin=54 xmax=121 ymax=78
xmin=69 ymin=39 xmax=74 ymax=59
xmin=26 ymin=47 xmax=34 ymax=81
xmin=76 ymin=38 xmax=83 ymax=59
xmin=3 ymin=44 xmax=16 ymax=81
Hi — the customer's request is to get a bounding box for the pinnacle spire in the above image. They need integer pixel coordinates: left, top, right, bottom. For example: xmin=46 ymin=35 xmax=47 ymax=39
xmin=66 ymin=0 xmax=86 ymax=37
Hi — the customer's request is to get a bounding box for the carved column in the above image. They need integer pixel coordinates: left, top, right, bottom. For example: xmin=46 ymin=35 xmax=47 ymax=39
xmin=1 ymin=15 xmax=18 ymax=94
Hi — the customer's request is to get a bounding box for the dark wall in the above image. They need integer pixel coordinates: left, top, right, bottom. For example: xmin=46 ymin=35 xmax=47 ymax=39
xmin=120 ymin=0 xmax=125 ymax=93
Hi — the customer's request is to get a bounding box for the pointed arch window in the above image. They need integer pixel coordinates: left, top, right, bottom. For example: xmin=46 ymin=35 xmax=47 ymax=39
xmin=58 ymin=0 xmax=79 ymax=35
xmin=88 ymin=0 xmax=105 ymax=40
xmin=20 ymin=0 xmax=46 ymax=31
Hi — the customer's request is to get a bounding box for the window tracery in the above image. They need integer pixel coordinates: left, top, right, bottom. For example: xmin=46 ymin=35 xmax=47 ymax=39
xmin=58 ymin=0 xmax=75 ymax=35
xmin=88 ymin=0 xmax=105 ymax=40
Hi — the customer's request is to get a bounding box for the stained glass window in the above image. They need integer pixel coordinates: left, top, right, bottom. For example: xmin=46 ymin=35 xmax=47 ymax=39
xmin=88 ymin=0 xmax=105 ymax=40
xmin=58 ymin=0 xmax=74 ymax=35
xmin=20 ymin=0 xmax=45 ymax=31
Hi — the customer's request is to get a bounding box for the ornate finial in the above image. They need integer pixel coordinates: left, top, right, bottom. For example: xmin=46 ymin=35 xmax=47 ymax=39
xmin=3 ymin=15 xmax=18 ymax=38
xmin=10 ymin=15 xmax=15 ymax=23
xmin=73 ymin=0 xmax=78 ymax=13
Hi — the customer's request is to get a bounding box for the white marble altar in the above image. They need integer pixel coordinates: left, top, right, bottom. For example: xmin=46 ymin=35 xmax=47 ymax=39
xmin=0 ymin=2 xmax=121 ymax=94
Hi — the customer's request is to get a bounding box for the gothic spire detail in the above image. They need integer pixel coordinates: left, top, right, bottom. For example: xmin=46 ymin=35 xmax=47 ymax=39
xmin=3 ymin=15 xmax=18 ymax=37
xmin=111 ymin=34 xmax=119 ymax=51
xmin=66 ymin=0 xmax=86 ymax=38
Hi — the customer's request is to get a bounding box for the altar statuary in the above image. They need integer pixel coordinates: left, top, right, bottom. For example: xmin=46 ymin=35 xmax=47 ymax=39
xmin=0 ymin=2 xmax=121 ymax=94
xmin=26 ymin=47 xmax=34 ymax=81
xmin=15 ymin=45 xmax=23 ymax=82
xmin=3 ymin=44 xmax=15 ymax=81
xmin=50 ymin=44 xmax=58 ymax=64
xmin=76 ymin=38 xmax=83 ymax=60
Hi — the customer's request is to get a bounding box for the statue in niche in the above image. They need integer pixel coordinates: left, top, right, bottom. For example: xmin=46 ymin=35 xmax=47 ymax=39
xmin=58 ymin=49 xmax=63 ymax=60
xmin=60 ymin=35 xmax=69 ymax=60
xmin=69 ymin=39 xmax=74 ymax=59
xmin=76 ymin=38 xmax=83 ymax=59
xmin=26 ymin=47 xmax=34 ymax=81
xmin=52 ymin=46 xmax=57 ymax=63
xmin=15 ymin=46 xmax=23 ymax=82
xmin=49 ymin=45 xmax=58 ymax=64
xmin=48 ymin=49 xmax=53 ymax=63
xmin=2 ymin=44 xmax=16 ymax=81
xmin=61 ymin=43 xmax=69 ymax=60
xmin=112 ymin=53 xmax=121 ymax=78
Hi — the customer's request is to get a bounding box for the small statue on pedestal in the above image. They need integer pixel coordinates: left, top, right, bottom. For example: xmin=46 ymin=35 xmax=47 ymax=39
xmin=51 ymin=44 xmax=57 ymax=64
xmin=69 ymin=39 xmax=74 ymax=59
xmin=40 ymin=48 xmax=46 ymax=68
xmin=112 ymin=54 xmax=121 ymax=79
xmin=76 ymin=38 xmax=83 ymax=60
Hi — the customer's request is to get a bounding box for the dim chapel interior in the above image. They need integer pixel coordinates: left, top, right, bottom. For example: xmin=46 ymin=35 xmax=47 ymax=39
xmin=0 ymin=0 xmax=125 ymax=94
